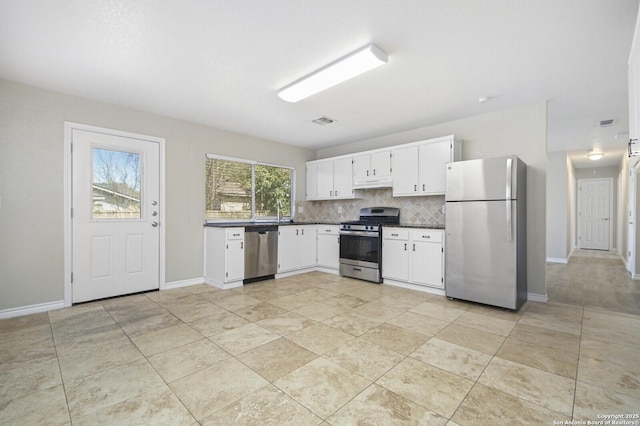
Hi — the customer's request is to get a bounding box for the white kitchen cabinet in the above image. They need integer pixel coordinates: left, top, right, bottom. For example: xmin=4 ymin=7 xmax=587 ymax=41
xmin=353 ymin=150 xmax=392 ymax=188
xmin=392 ymin=136 xmax=461 ymax=196
xmin=382 ymin=227 xmax=444 ymax=289
xmin=409 ymin=229 xmax=444 ymax=288
xmin=306 ymin=163 xmax=318 ymax=200
xmin=381 ymin=229 xmax=409 ymax=281
xmin=306 ymin=157 xmax=357 ymax=200
xmin=277 ymin=225 xmax=317 ymax=273
xmin=204 ymin=227 xmax=244 ymax=289
xmin=390 ymin=146 xmax=419 ymax=196
xmin=317 ymin=225 xmax=340 ymax=269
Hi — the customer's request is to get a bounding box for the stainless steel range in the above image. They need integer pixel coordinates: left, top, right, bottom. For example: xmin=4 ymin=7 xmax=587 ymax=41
xmin=339 ymin=207 xmax=400 ymax=283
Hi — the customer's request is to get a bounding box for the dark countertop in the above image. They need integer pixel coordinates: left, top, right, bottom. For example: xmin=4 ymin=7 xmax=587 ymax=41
xmin=204 ymin=221 xmax=340 ymax=228
xmin=385 ymin=224 xmax=445 ymax=230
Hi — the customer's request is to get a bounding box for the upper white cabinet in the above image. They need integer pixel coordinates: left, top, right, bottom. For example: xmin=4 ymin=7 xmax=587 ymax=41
xmin=392 ymin=136 xmax=461 ymax=196
xmin=307 ymin=157 xmax=356 ymax=200
xmin=353 ymin=150 xmax=392 ymax=188
xmin=306 ymin=135 xmax=461 ymax=200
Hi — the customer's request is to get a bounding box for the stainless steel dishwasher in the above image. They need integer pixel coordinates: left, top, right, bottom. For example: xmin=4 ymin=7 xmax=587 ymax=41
xmin=244 ymin=225 xmax=278 ymax=283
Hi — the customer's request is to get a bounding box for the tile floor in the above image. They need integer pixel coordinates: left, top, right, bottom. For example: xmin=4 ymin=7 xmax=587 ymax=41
xmin=547 ymin=249 xmax=640 ymax=315
xmin=2 ymin=271 xmax=639 ymax=425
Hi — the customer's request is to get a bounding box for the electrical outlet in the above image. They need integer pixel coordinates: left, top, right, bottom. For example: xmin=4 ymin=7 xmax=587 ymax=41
xmin=298 ymin=206 xmax=304 ymax=214
xmin=337 ymin=206 xmax=343 ymax=214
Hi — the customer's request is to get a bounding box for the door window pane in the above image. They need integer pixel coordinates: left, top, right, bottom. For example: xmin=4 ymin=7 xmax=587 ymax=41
xmin=92 ymin=148 xmax=142 ymax=219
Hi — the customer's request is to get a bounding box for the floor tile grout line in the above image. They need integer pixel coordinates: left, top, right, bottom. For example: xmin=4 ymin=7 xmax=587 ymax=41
xmin=571 ymin=306 xmax=586 ymax=421
xmin=46 ymin=312 xmax=73 ymax=425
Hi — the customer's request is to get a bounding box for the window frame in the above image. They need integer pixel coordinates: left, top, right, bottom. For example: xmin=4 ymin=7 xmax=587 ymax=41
xmin=205 ymin=154 xmax=295 ymax=223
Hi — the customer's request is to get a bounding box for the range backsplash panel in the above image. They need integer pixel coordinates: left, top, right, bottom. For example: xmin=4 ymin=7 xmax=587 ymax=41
xmin=295 ymin=188 xmax=445 ymax=226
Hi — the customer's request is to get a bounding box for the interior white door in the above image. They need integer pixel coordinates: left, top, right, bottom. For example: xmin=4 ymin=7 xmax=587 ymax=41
xmin=579 ymin=178 xmax=611 ymax=250
xmin=72 ymin=129 xmax=160 ymax=303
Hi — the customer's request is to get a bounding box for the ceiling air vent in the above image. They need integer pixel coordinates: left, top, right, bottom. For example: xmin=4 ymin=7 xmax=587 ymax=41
xmin=312 ymin=116 xmax=335 ymax=126
xmin=598 ymin=119 xmax=615 ymax=128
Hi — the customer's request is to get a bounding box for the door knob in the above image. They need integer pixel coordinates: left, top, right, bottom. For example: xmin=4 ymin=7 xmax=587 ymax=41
xmin=152 ymin=222 xmax=158 ymax=227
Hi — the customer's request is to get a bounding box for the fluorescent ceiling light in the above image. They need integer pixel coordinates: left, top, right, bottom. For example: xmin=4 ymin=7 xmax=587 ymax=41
xmin=588 ymin=152 xmax=604 ymax=160
xmin=278 ymin=43 xmax=388 ymax=103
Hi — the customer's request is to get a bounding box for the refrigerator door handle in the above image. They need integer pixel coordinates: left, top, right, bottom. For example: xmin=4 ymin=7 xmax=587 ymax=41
xmin=506 ymin=157 xmax=513 ymax=241
xmin=506 ymin=157 xmax=512 ymax=200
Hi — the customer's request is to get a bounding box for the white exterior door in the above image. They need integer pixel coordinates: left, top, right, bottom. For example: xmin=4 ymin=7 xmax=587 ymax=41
xmin=579 ymin=178 xmax=611 ymax=250
xmin=72 ymin=129 xmax=161 ymax=302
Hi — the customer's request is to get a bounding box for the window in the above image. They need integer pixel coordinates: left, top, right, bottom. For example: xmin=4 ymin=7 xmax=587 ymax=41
xmin=205 ymin=155 xmax=294 ymax=221
xmin=92 ymin=148 xmax=142 ymax=219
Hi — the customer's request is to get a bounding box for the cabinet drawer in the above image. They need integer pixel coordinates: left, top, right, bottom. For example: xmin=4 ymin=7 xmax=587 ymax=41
xmin=411 ymin=229 xmax=442 ymax=243
xmin=383 ymin=228 xmax=409 ymax=240
xmin=226 ymin=228 xmax=244 ymax=240
xmin=318 ymin=226 xmax=339 ymax=235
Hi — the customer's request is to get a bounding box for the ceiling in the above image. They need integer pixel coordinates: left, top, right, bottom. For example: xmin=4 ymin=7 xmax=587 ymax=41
xmin=1 ymin=1 xmax=638 ymax=165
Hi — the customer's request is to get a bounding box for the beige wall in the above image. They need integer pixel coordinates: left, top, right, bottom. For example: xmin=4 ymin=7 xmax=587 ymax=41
xmin=318 ymin=102 xmax=548 ymax=298
xmin=546 ymin=151 xmax=571 ymax=262
xmin=0 ymin=79 xmax=314 ymax=311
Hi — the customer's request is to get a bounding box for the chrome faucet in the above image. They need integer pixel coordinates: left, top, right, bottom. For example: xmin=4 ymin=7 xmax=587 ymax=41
xmin=276 ymin=199 xmax=283 ymax=223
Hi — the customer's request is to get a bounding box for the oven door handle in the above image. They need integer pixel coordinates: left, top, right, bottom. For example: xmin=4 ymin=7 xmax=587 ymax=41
xmin=339 ymin=230 xmax=379 ymax=237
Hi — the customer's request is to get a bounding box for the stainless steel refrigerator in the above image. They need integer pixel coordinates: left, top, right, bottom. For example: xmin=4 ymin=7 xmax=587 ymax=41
xmin=445 ymin=155 xmax=527 ymax=310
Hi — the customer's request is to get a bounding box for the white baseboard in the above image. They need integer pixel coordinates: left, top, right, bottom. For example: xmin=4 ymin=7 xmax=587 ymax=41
xmin=164 ymin=277 xmax=204 ymax=290
xmin=314 ymin=267 xmax=339 ymax=275
xmin=546 ymin=257 xmax=568 ymax=264
xmin=382 ymin=279 xmax=446 ymax=297
xmin=527 ymin=292 xmax=548 ymax=303
xmin=0 ymin=300 xmax=65 ymax=319
xmin=275 ymin=267 xmax=317 ymax=279
xmin=203 ymin=277 xmax=243 ymax=290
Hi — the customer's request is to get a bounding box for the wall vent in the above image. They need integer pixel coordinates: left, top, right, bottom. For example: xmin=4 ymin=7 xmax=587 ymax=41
xmin=312 ymin=116 xmax=335 ymax=126
xmin=598 ymin=119 xmax=615 ymax=128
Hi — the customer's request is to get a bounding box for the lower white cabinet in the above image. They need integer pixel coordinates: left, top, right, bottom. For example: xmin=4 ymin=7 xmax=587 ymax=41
xmin=317 ymin=225 xmax=340 ymax=269
xmin=204 ymin=227 xmax=244 ymax=289
xmin=382 ymin=227 xmax=444 ymax=289
xmin=277 ymin=225 xmax=317 ymax=273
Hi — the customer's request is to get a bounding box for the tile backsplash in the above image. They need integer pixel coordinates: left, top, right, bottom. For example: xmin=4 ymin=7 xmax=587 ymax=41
xmin=295 ymin=188 xmax=445 ymax=226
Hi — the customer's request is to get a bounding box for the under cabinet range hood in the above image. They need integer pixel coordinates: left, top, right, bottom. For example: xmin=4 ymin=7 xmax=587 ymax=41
xmin=352 ymin=175 xmax=393 ymax=189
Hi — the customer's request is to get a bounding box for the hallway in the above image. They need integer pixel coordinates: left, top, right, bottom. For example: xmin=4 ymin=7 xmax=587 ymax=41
xmin=546 ymin=250 xmax=640 ymax=315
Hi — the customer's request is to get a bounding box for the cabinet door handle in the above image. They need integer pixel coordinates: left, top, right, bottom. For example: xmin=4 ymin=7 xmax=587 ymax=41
xmin=414 ymin=184 xmax=417 ymax=192
xmin=404 ymin=243 xmax=407 ymax=251
xmin=330 ymin=190 xmax=333 ymax=196
xmin=301 ymin=228 xmax=304 ymax=235
xmin=366 ymin=170 xmax=369 ymax=176
xmin=391 ymin=233 xmax=398 ymax=236
xmin=296 ymin=229 xmax=299 ymax=235
xmin=423 ymin=235 xmax=430 ymax=239
xmin=373 ymin=169 xmax=376 ymax=175
xmin=413 ymin=244 xmax=416 ymax=251
xmin=335 ymin=190 xmax=338 ymax=196
xmin=423 ymin=184 xmax=425 ymax=191
xmin=241 ymin=242 xmax=243 ymax=249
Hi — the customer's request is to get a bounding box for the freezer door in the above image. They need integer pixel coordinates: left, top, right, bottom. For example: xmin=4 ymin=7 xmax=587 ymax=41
xmin=445 ymin=200 xmax=519 ymax=309
xmin=445 ymin=156 xmax=521 ymax=202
